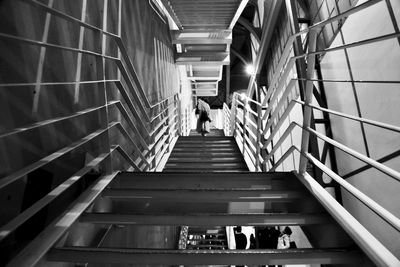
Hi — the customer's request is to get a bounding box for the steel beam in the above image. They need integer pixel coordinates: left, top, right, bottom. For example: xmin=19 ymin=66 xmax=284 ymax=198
xmin=48 ymin=247 xmax=365 ymax=265
xmin=80 ymin=212 xmax=330 ymax=226
xmin=102 ymin=188 xmax=307 ymax=202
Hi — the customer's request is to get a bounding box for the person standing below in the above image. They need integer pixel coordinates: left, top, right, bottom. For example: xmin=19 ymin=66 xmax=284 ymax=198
xmin=277 ymin=226 xmax=292 ymax=250
xmin=234 ymin=226 xmax=247 ymax=249
xmin=234 ymin=226 xmax=247 ymax=267
xmin=195 ymin=98 xmax=211 ymax=136
xmin=276 ymin=226 xmax=293 ymax=267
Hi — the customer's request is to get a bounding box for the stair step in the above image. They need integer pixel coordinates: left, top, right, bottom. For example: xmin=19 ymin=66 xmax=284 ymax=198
xmin=176 ymin=139 xmax=234 ymax=142
xmin=48 ymin=247 xmax=365 ymax=265
xmin=163 ymin=169 xmax=249 ymax=172
xmin=113 ymin=172 xmax=302 ymax=189
xmin=176 ymin=143 xmax=234 ymax=146
xmin=174 ymin=147 xmax=238 ymax=151
xmin=170 ymin=152 xmax=241 ymax=157
xmin=167 ymin=157 xmax=244 ymax=163
xmin=171 ymin=148 xmax=240 ymax=152
xmin=187 ymin=238 xmax=226 ymax=242
xmin=80 ymin=212 xmax=330 ymax=226
xmin=164 ymin=163 xmax=247 ymax=169
xmin=102 ymin=188 xmax=307 ymax=202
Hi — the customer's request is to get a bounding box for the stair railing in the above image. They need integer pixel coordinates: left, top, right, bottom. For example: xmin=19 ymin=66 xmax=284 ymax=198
xmin=226 ymin=0 xmax=400 ymax=266
xmin=0 ymin=0 xmax=179 ymax=254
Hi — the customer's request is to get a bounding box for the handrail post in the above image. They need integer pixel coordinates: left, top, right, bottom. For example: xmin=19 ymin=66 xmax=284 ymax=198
xmin=230 ymin=94 xmax=238 ymax=137
xmin=99 ymin=0 xmax=112 ymax=174
xmin=242 ymin=97 xmax=248 ymax=155
xmin=255 ymin=84 xmax=266 ymax=172
xmin=298 ymin=29 xmax=318 ymax=174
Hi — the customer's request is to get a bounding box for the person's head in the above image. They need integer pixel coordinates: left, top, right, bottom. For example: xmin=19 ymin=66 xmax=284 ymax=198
xmin=283 ymin=226 xmax=292 ymax=235
xmin=235 ymin=226 xmax=242 ymax=233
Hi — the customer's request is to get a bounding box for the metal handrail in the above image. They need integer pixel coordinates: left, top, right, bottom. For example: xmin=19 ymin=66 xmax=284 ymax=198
xmin=0 ymin=146 xmax=115 ymax=243
xmin=225 ymin=1 xmax=400 ymax=265
xmin=295 ymin=100 xmax=400 ymax=133
xmin=6 ymin=171 xmax=120 ymax=267
xmin=299 ymin=149 xmax=400 ymax=232
xmin=0 ymin=1 xmax=181 ymax=261
xmin=18 ymin=0 xmax=172 ymax=110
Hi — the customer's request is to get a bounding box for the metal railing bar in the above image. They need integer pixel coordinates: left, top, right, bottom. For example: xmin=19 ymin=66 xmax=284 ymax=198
xmin=24 ymin=0 xmax=177 ymax=110
xmin=148 ymin=107 xmax=177 ymax=138
xmin=245 ymin=114 xmax=258 ymax=129
xmin=0 ymin=104 xmax=110 ymax=139
xmin=235 ymin=135 xmax=244 ymax=153
xmin=295 ymin=78 xmax=400 ymax=84
xmin=146 ymin=114 xmax=178 ymax=156
xmin=114 ymin=101 xmax=149 ymax=150
xmin=244 ymin=145 xmax=257 ymax=169
xmin=155 ymin=126 xmax=178 ymax=166
xmin=235 ymin=122 xmax=243 ymax=134
xmin=233 ymin=93 xmax=263 ymax=107
xmin=297 ymin=149 xmax=400 ymax=232
xmin=0 ymin=122 xmax=118 ymax=190
xmin=0 ymin=32 xmax=117 ymax=61
xmin=154 ymin=135 xmax=173 ymax=171
xmin=293 ymin=32 xmax=400 ymax=60
xmin=298 ymin=124 xmax=400 ymax=182
xmin=114 ymin=81 xmax=151 ymax=134
xmin=148 ymin=133 xmax=171 ymax=167
xmin=115 ymin=146 xmax=141 ymax=172
xmin=262 ymin=79 xmax=296 ymax=122
xmin=295 ymin=0 xmax=383 ymax=37
xmin=263 ymin=100 xmax=296 ymax=139
xmin=259 ymin=3 xmax=391 ymax=109
xmin=295 ymin=100 xmax=400 ymax=133
xmin=6 ymin=171 xmax=119 ymax=267
xmin=114 ymin=79 xmax=151 ymax=123
xmin=246 ymin=106 xmax=258 ymax=116
xmin=244 ymin=124 xmax=257 ymax=141
xmin=0 ymin=14 xmax=173 ymax=120
xmin=0 ymin=79 xmax=119 ymax=87
xmin=150 ymin=99 xmax=177 ymax=123
xmin=236 ymin=113 xmax=244 ymax=124
xmin=263 ymin=122 xmax=296 ymax=164
xmin=295 ymin=172 xmax=400 ymax=267
xmin=115 ymin=40 xmax=155 ymax=109
xmin=115 ymin=123 xmax=149 ymax=167
xmin=19 ymin=0 xmax=119 ymax=39
xmin=244 ymin=134 xmax=257 ymax=154
xmin=116 ymin=40 xmax=179 ymax=110
xmin=0 ymin=149 xmax=115 ymax=243
xmin=263 ymin=57 xmax=297 ymax=109
xmin=343 ymin=148 xmax=400 ymax=179
xmin=236 ymin=98 xmax=244 ymax=107
xmin=260 ymin=39 xmax=295 ymax=107
xmin=270 ymin=146 xmax=297 ymax=172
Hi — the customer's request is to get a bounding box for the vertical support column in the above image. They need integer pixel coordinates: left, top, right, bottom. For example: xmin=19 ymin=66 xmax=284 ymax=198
xmin=116 ymin=0 xmax=122 ymax=123
xmin=73 ymin=0 xmax=88 ymax=106
xmin=286 ymin=0 xmax=321 ymax=176
xmin=242 ymin=98 xmax=248 ymax=156
xmin=225 ymin=65 xmax=231 ymax=104
xmin=255 ymin=83 xmax=267 ymax=171
xmin=32 ymin=0 xmax=54 ymax=116
xmin=99 ymin=0 xmax=112 ymax=174
xmin=254 ymin=83 xmax=261 ymax=171
xmin=298 ymin=29 xmax=317 ymax=174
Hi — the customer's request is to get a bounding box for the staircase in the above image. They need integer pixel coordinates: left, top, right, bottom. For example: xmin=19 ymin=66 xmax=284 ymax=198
xmin=9 ymin=133 xmax=373 ymax=266
xmin=33 ymin=171 xmax=372 ymax=266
